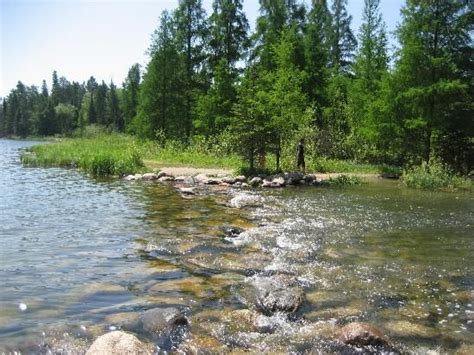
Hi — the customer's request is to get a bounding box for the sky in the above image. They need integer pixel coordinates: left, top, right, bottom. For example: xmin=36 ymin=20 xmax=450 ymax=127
xmin=0 ymin=0 xmax=405 ymax=98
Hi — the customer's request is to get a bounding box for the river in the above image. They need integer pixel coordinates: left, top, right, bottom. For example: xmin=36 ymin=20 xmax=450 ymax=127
xmin=0 ymin=139 xmax=472 ymax=353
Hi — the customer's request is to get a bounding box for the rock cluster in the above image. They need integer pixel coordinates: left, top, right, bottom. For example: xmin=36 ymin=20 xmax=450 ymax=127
xmin=123 ymin=170 xmax=322 ymax=189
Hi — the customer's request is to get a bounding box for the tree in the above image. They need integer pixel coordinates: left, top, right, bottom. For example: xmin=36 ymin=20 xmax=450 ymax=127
xmin=304 ymin=0 xmax=332 ymax=115
xmin=392 ymin=0 xmax=473 ymax=170
xmin=107 ymin=81 xmax=123 ymax=131
xmin=134 ymin=10 xmax=187 ymax=139
xmin=122 ymin=64 xmax=141 ymax=129
xmin=353 ymin=0 xmax=388 ymax=91
xmin=95 ymin=81 xmax=108 ymax=125
xmin=174 ymin=0 xmax=209 ymax=138
xmin=55 ymin=103 xmax=77 ymax=135
xmin=329 ymin=0 xmax=357 ymax=73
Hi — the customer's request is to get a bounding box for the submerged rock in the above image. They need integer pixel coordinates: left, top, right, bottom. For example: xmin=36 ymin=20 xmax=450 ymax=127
xmin=251 ymin=274 xmax=304 ymax=315
xmin=222 ymin=225 xmax=244 ymax=238
xmin=122 ymin=307 xmax=188 ymax=336
xmin=338 ymin=322 xmax=388 ymax=347
xmin=86 ymin=331 xmax=152 ymax=355
xmin=384 ymin=320 xmax=438 ymax=339
xmin=180 ymin=187 xmax=196 ymax=195
xmin=229 ymin=193 xmax=261 ymax=208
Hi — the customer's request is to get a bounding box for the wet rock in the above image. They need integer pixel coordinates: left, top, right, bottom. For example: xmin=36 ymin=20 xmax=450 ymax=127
xmin=384 ymin=320 xmax=439 ymax=338
xmin=235 ymin=175 xmax=247 ymax=183
xmin=249 ymin=177 xmax=263 ymax=187
xmin=156 ymin=171 xmax=168 ymax=179
xmin=159 ymin=175 xmax=175 ymax=182
xmin=262 ymin=177 xmax=286 ymax=188
xmin=194 ymin=174 xmax=209 ymax=184
xmin=180 ymin=187 xmax=196 ymax=195
xmin=285 ymin=172 xmax=304 ymax=185
xmin=123 ymin=174 xmax=142 ymax=181
xmin=221 ymin=176 xmax=236 ymax=184
xmin=181 ymin=334 xmax=228 ymax=354
xmin=123 ymin=307 xmax=188 ymax=335
xmin=456 ymin=344 xmax=474 ymax=355
xmin=229 ymin=193 xmax=261 ymax=208
xmin=86 ymin=331 xmax=152 ymax=355
xmin=142 ymin=173 xmax=158 ymax=181
xmin=251 ymin=274 xmax=304 ymax=315
xmin=338 ymin=322 xmax=388 ymax=347
xmin=206 ymin=177 xmax=221 ymax=185
xmin=303 ymin=174 xmax=316 ymax=184
xmin=222 ymin=225 xmax=244 ymax=238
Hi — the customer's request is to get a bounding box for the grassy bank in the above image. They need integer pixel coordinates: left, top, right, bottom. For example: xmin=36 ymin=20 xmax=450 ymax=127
xmin=21 ymin=134 xmax=241 ymax=177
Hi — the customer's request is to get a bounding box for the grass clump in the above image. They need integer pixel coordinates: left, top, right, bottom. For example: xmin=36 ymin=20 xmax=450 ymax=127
xmin=402 ymin=161 xmax=472 ymax=191
xmin=22 ymin=134 xmax=145 ymax=177
xmin=322 ymin=174 xmax=363 ymax=186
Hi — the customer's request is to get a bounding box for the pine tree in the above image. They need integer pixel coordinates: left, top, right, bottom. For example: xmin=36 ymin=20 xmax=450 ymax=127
xmin=174 ymin=0 xmax=209 ymax=138
xmin=122 ymin=64 xmax=141 ymax=129
xmin=393 ymin=0 xmax=473 ymax=169
xmin=329 ymin=0 xmax=357 ymax=73
xmin=108 ymin=81 xmax=123 ymax=131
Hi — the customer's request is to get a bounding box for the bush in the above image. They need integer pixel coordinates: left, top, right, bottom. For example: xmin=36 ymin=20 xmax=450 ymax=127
xmin=403 ymin=161 xmax=472 ymax=191
xmin=322 ymin=174 xmax=363 ymax=186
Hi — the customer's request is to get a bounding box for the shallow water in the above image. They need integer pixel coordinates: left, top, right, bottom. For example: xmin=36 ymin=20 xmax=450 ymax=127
xmin=0 ymin=139 xmax=472 ymax=353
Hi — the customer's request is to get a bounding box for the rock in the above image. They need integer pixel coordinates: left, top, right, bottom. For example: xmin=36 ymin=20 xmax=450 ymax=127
xmin=241 ymin=182 xmax=249 ymax=188
xmin=303 ymin=174 xmax=316 ymax=184
xmin=194 ymin=174 xmax=209 ymax=184
xmin=86 ymin=331 xmax=152 ymax=355
xmin=123 ymin=174 xmax=142 ymax=181
xmin=123 ymin=307 xmax=188 ymax=336
xmin=229 ymin=193 xmax=261 ymax=208
xmin=174 ymin=176 xmax=186 ymax=182
xmin=159 ymin=175 xmax=175 ymax=182
xmin=338 ymin=322 xmax=388 ymax=347
xmin=221 ymin=176 xmax=236 ymax=184
xmin=180 ymin=187 xmax=196 ymax=195
xmin=181 ymin=334 xmax=227 ymax=354
xmin=249 ymin=177 xmax=263 ymax=187
xmin=222 ymin=225 xmax=244 ymax=238
xmin=235 ymin=175 xmax=247 ymax=183
xmin=285 ymin=172 xmax=304 ymax=185
xmin=142 ymin=173 xmax=158 ymax=181
xmin=206 ymin=177 xmax=221 ymax=185
xmin=156 ymin=171 xmax=168 ymax=179
xmin=456 ymin=344 xmax=474 ymax=355
xmin=252 ymin=274 xmax=304 ymax=315
xmin=262 ymin=177 xmax=285 ymax=188
xmin=384 ymin=320 xmax=438 ymax=339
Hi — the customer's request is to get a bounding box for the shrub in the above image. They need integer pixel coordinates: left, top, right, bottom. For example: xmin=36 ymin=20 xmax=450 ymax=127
xmin=403 ymin=161 xmax=472 ymax=191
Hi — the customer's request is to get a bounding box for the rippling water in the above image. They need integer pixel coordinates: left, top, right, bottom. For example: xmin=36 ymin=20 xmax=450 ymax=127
xmin=0 ymin=139 xmax=473 ymax=353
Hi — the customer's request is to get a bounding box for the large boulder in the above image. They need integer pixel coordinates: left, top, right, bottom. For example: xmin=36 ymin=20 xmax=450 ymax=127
xmin=249 ymin=177 xmax=263 ymax=187
xmin=285 ymin=172 xmax=304 ymax=185
xmin=262 ymin=177 xmax=286 ymax=188
xmin=86 ymin=331 xmax=152 ymax=355
xmin=338 ymin=322 xmax=388 ymax=347
xmin=251 ymin=274 xmax=304 ymax=315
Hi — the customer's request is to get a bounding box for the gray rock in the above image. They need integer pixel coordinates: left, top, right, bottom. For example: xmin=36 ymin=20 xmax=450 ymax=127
xmin=123 ymin=307 xmax=188 ymax=336
xmin=235 ymin=175 xmax=247 ymax=183
xmin=249 ymin=177 xmax=263 ymax=187
xmin=159 ymin=176 xmax=175 ymax=182
xmin=156 ymin=171 xmax=168 ymax=179
xmin=174 ymin=176 xmax=187 ymax=182
xmin=194 ymin=174 xmax=209 ymax=184
xmin=221 ymin=176 xmax=236 ymax=184
xmin=86 ymin=331 xmax=151 ymax=355
xmin=123 ymin=174 xmax=140 ymax=181
xmin=285 ymin=172 xmax=304 ymax=185
xmin=222 ymin=225 xmax=244 ymax=238
xmin=262 ymin=179 xmax=273 ymax=188
xmin=262 ymin=177 xmax=285 ymax=188
xmin=252 ymin=275 xmax=304 ymax=315
xmin=303 ymin=174 xmax=316 ymax=184
xmin=206 ymin=177 xmax=221 ymax=185
xmin=142 ymin=173 xmax=158 ymax=181
xmin=338 ymin=322 xmax=388 ymax=347
xmin=180 ymin=187 xmax=196 ymax=195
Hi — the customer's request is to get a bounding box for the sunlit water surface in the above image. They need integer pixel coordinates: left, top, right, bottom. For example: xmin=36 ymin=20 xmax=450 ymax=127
xmin=0 ymin=139 xmax=472 ymax=353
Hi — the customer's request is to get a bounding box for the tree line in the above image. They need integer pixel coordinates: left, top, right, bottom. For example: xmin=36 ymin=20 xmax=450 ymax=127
xmin=1 ymin=0 xmax=472 ymax=173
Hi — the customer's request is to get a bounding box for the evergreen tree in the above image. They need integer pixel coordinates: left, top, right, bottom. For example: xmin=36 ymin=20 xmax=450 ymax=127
xmin=304 ymin=0 xmax=332 ymax=115
xmin=108 ymin=81 xmax=123 ymax=131
xmin=122 ymin=64 xmax=141 ymax=129
xmin=392 ymin=0 xmax=473 ymax=170
xmin=174 ymin=0 xmax=209 ymax=137
xmin=95 ymin=81 xmax=108 ymax=125
xmin=329 ymin=0 xmax=357 ymax=73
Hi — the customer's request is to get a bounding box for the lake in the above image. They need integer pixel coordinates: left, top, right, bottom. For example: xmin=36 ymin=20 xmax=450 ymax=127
xmin=0 ymin=139 xmax=472 ymax=353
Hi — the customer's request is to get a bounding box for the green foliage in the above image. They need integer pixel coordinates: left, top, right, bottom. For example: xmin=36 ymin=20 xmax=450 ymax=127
xmin=21 ymin=134 xmax=145 ymax=177
xmin=323 ymin=174 xmax=363 ymax=186
xmin=403 ymin=161 xmax=472 ymax=191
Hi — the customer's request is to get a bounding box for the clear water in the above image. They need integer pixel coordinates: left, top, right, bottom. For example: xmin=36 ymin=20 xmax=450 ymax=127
xmin=0 ymin=139 xmax=472 ymax=353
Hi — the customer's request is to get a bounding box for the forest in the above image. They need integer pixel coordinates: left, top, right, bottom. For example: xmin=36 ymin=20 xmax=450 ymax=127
xmin=1 ymin=0 xmax=472 ymax=175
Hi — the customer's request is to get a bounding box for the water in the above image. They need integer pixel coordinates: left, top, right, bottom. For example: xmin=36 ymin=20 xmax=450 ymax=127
xmin=0 ymin=139 xmax=472 ymax=353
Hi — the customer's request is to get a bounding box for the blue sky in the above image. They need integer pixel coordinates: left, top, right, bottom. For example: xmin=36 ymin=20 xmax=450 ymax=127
xmin=0 ymin=0 xmax=404 ymax=97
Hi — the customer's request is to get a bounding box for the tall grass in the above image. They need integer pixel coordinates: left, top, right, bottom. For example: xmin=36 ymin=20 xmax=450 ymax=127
xmin=403 ymin=161 xmax=472 ymax=192
xmin=22 ymin=134 xmax=144 ymax=177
